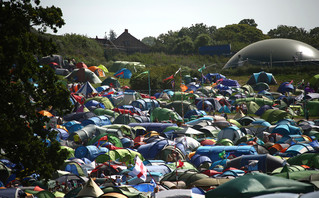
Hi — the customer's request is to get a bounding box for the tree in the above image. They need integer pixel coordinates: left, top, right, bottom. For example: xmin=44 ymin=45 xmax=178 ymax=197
xmin=0 ymin=0 xmax=72 ymax=180
xmin=141 ymin=36 xmax=156 ymax=47
xmin=194 ymin=34 xmax=212 ymax=52
xmin=239 ymin=19 xmax=258 ymax=27
xmin=267 ymin=25 xmax=308 ymax=42
xmin=174 ymin=36 xmax=194 ymax=54
xmin=108 ymin=29 xmax=117 ymax=41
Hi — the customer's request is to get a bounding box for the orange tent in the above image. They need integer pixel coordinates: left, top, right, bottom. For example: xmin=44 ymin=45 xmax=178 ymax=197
xmin=38 ymin=110 xmax=53 ymax=117
xmin=88 ymin=66 xmax=105 ymax=77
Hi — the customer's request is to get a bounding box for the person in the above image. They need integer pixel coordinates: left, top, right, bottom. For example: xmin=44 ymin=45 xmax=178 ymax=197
xmin=115 ymin=175 xmax=121 ymax=186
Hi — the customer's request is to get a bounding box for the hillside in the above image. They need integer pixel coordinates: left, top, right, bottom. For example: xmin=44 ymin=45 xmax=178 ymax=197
xmin=50 ymin=33 xmax=319 ymax=90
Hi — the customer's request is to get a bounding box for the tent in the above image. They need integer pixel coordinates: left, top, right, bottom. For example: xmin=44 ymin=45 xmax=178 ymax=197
xmin=205 ymin=73 xmax=226 ymax=83
xmin=114 ymin=68 xmax=132 ymax=79
xmin=76 ymin=82 xmax=98 ymax=98
xmin=97 ymin=64 xmax=109 ymax=73
xmin=287 ymin=153 xmax=319 ymax=169
xmin=160 ymin=169 xmax=208 ymax=187
xmin=195 ymin=145 xmax=258 ymax=163
xmin=166 ymin=100 xmax=197 ymax=118
xmin=206 ymin=172 xmax=314 ymax=198
xmin=130 ymin=98 xmax=160 ymax=111
xmin=74 ymin=145 xmax=109 ymax=161
xmin=85 ymin=97 xmax=114 ymax=110
xmin=76 ymin=62 xmax=88 ymax=69
xmin=95 ymin=149 xmax=144 ymax=165
xmin=225 ymin=154 xmax=286 ymax=173
xmin=101 ymin=77 xmax=121 ymax=88
xmin=76 ymin=177 xmax=104 ymax=198
xmin=309 ymin=74 xmax=319 ymax=90
xmin=217 ymin=126 xmax=245 ymax=143
xmin=278 ymin=81 xmax=295 ymax=94
xmin=246 ymin=71 xmax=277 ymax=85
xmin=65 ymin=68 xmax=102 ymax=84
xmin=150 ymin=107 xmax=183 ymax=122
xmin=109 ymin=61 xmax=145 ymax=72
xmin=88 ymin=66 xmax=105 ymax=77
xmin=261 ymin=109 xmax=293 ymax=124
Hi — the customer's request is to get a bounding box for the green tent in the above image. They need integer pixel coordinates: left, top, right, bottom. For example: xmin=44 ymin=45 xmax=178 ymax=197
xmin=85 ymin=96 xmax=114 ymax=110
xmin=97 ymin=64 xmax=109 ymax=73
xmin=261 ymin=109 xmax=293 ymax=124
xmin=309 ymin=74 xmax=319 ymax=90
xmin=150 ymin=107 xmax=182 ymax=122
xmin=161 ymin=169 xmax=208 ymax=187
xmin=112 ymin=114 xmax=138 ymax=125
xmin=95 ymin=149 xmax=144 ymax=165
xmin=103 ymin=124 xmax=135 ymax=138
xmin=102 ymin=186 xmax=148 ymax=198
xmin=235 ymin=97 xmax=274 ymax=107
xmin=87 ymin=133 xmax=123 ymax=147
xmin=165 ymin=100 xmax=197 ymax=118
xmin=206 ymin=172 xmax=314 ymax=198
xmin=166 ymin=161 xmax=198 ymax=171
xmin=246 ymin=101 xmax=260 ymax=114
xmin=241 ymin=84 xmax=255 ymax=95
xmin=93 ymin=108 xmax=119 ymax=118
xmin=101 ymin=76 xmax=121 ymax=88
xmin=287 ymin=153 xmax=319 ymax=169
xmin=306 ymin=101 xmax=319 ymax=116
xmin=170 ymin=92 xmax=198 ymax=104
xmin=60 ymin=146 xmax=75 ymax=159
xmin=23 ymin=190 xmax=55 ymax=198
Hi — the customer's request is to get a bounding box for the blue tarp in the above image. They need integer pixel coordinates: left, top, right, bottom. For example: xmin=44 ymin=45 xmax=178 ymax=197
xmin=81 ymin=115 xmax=112 ymax=127
xmin=75 ymin=145 xmax=109 ymax=161
xmin=195 ymin=146 xmax=258 ymax=163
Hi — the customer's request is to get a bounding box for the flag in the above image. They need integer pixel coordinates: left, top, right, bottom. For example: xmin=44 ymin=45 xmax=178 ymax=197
xmin=135 ymin=70 xmax=149 ymax=78
xmin=176 ymin=160 xmax=184 ymax=168
xmin=150 ymin=178 xmax=157 ymax=187
xmin=132 ymin=155 xmax=147 ymax=181
xmin=198 ymin=64 xmax=206 ymax=72
xmin=163 ymin=74 xmax=174 ymax=82
xmin=174 ymin=67 xmax=181 ymax=76
xmin=288 ymin=80 xmax=293 ymax=85
xmin=114 ymin=71 xmax=124 ymax=77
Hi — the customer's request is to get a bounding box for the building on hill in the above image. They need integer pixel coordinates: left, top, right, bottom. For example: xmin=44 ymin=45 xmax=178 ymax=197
xmin=112 ymin=29 xmax=150 ymax=53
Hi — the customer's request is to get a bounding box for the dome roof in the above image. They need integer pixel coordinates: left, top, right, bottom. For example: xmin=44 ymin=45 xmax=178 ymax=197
xmin=223 ymin=38 xmax=319 ymax=69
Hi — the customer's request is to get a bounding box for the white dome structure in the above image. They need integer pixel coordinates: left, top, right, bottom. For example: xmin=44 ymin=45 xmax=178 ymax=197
xmin=223 ymin=38 xmax=319 ymax=69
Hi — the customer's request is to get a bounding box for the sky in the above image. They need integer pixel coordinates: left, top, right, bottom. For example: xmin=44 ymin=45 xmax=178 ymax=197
xmin=40 ymin=0 xmax=319 ymax=40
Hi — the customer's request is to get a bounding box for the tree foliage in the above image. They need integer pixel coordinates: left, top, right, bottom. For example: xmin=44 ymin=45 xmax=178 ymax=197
xmin=239 ymin=19 xmax=258 ymax=27
xmin=0 ymin=0 xmax=72 ymax=180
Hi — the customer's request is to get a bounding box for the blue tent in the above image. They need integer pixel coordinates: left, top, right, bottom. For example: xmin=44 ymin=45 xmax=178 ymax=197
xmin=247 ymin=71 xmax=277 ymax=85
xmin=205 ymin=73 xmax=226 ymax=82
xmin=114 ymin=68 xmax=132 ymax=79
xmin=255 ymin=105 xmax=273 ymax=116
xmin=277 ymin=81 xmax=294 ymax=94
xmin=196 ymin=100 xmax=213 ymax=111
xmin=184 ymin=109 xmax=207 ymax=119
xmin=81 ymin=115 xmax=111 ymax=127
xmin=76 ymin=81 xmax=98 ymax=97
xmin=195 ymin=145 xmax=258 ymax=163
xmin=220 ymin=79 xmax=240 ymax=87
xmin=75 ymin=145 xmax=109 ymax=161
xmin=137 ymin=139 xmax=173 ymax=159
xmin=130 ymin=99 xmax=160 ymax=111
xmin=190 ymin=154 xmax=212 ymax=168
xmin=271 ymin=124 xmax=302 ymax=137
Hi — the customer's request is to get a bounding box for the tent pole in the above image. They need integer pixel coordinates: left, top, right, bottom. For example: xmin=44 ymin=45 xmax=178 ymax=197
xmin=148 ymin=71 xmax=151 ymax=97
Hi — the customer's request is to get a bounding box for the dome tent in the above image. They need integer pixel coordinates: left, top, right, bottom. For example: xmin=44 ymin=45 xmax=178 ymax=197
xmin=223 ymin=38 xmax=319 ymax=69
